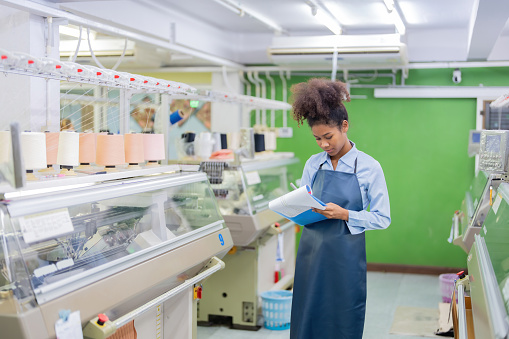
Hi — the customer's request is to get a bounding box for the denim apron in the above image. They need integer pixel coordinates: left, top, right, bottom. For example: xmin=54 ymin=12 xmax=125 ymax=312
xmin=290 ymin=158 xmax=366 ymax=339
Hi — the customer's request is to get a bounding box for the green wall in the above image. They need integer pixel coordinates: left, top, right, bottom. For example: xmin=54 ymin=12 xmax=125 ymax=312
xmin=250 ymin=68 xmax=509 ymax=268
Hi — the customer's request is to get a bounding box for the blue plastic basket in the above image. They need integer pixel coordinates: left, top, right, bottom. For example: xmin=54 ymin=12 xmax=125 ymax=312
xmin=260 ymin=290 xmax=293 ymax=330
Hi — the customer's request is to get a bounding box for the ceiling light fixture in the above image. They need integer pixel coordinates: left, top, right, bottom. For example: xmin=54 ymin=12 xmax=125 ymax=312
xmin=59 ymin=26 xmax=96 ymax=40
xmin=306 ymin=0 xmax=342 ymax=35
xmin=211 ymin=0 xmax=286 ymax=34
xmin=383 ymin=0 xmax=406 ymax=35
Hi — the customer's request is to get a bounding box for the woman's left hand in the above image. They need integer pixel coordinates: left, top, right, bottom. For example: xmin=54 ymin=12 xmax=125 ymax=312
xmin=312 ymin=203 xmax=349 ymax=221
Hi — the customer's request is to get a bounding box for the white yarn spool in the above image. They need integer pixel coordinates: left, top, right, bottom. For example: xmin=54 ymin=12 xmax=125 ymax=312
xmin=265 ymin=131 xmax=277 ymax=151
xmin=57 ymin=131 xmax=79 ymax=166
xmin=0 ymin=131 xmax=11 ymax=163
xmin=212 ymin=132 xmax=222 ymax=153
xmin=21 ymin=132 xmax=47 ymax=170
xmin=228 ymin=131 xmax=240 ymax=150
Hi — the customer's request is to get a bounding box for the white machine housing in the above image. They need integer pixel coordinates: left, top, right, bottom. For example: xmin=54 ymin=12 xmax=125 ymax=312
xmin=0 ymin=171 xmax=233 ymax=339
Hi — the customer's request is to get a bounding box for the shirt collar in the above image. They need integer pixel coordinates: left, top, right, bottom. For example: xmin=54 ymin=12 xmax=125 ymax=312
xmin=319 ymin=141 xmax=358 ymax=169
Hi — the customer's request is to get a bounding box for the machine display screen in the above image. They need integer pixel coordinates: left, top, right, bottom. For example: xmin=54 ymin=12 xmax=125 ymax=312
xmin=472 ymin=132 xmax=481 ymax=143
xmin=486 ymin=134 xmax=501 ymax=153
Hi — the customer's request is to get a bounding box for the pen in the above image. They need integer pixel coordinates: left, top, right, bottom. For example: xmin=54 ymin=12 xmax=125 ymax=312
xmin=290 ymin=183 xmax=298 ymax=190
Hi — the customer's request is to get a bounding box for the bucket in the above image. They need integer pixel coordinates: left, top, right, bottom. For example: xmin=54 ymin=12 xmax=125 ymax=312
xmin=260 ymin=290 xmax=292 ymax=330
xmin=439 ymin=273 xmax=458 ymax=303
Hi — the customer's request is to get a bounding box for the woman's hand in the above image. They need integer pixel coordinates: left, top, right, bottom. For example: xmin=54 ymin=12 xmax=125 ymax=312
xmin=312 ymin=203 xmax=349 ymax=221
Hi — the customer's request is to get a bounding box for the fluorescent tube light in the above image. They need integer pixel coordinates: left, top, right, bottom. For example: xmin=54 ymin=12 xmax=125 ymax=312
xmin=211 ymin=0 xmax=286 ymax=34
xmin=391 ymin=11 xmax=406 ymax=35
xmin=383 ymin=0 xmax=394 ymax=12
xmin=307 ymin=0 xmax=342 ymax=35
xmin=383 ymin=0 xmax=406 ymax=35
xmin=59 ymin=26 xmax=97 ymax=40
xmin=315 ymin=9 xmax=342 ymax=35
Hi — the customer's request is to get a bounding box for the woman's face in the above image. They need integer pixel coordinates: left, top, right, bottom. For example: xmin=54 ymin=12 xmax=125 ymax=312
xmin=311 ymin=121 xmax=349 ymax=159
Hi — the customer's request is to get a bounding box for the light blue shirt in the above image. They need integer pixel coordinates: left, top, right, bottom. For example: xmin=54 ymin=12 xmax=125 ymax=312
xmin=301 ymin=141 xmax=391 ymax=234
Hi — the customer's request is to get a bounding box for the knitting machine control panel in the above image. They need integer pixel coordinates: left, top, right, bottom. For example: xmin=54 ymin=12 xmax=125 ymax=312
xmin=479 ymin=130 xmax=509 ymax=173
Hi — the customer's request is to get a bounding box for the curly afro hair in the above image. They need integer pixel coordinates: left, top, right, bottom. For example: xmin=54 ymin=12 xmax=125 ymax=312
xmin=290 ymin=78 xmax=350 ymax=128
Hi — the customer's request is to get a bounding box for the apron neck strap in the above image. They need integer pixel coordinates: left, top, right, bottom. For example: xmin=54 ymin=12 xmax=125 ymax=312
xmin=319 ymin=157 xmax=358 ymax=173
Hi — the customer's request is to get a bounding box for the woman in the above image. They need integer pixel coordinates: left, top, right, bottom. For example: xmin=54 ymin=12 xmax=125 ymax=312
xmin=290 ymin=78 xmax=391 ymax=339
xmin=60 ymin=118 xmax=74 ymax=131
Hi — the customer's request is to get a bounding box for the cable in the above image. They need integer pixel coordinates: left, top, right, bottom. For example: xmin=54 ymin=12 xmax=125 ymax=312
xmin=112 ymin=38 xmax=129 ymax=71
xmin=86 ymin=27 xmax=106 ymax=69
xmin=69 ymin=25 xmax=83 ymax=63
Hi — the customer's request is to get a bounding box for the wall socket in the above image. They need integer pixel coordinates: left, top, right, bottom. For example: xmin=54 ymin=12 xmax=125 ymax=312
xmin=278 ymin=127 xmax=293 ymax=138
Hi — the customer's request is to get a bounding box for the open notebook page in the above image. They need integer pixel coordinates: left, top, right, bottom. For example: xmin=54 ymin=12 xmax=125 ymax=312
xmin=269 ymin=185 xmax=326 ymax=218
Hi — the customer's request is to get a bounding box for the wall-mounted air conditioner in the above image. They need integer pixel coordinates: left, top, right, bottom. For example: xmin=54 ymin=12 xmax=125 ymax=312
xmin=268 ymin=34 xmax=407 ymax=68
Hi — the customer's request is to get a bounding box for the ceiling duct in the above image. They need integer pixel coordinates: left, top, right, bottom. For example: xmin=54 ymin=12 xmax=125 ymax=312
xmin=268 ymin=34 xmax=408 ymax=68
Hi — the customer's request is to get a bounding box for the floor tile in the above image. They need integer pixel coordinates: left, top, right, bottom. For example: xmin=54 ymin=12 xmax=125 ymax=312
xmin=197 ymin=272 xmax=442 ymax=339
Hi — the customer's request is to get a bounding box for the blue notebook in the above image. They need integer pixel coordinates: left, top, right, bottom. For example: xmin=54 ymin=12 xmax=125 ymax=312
xmin=269 ymin=185 xmax=328 ymax=226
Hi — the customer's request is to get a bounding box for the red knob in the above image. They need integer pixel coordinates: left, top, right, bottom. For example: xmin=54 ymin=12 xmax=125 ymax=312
xmin=56 ymin=65 xmax=61 ymax=69
xmin=130 ymin=78 xmax=135 ymax=81
xmin=28 ymin=60 xmax=34 ymax=64
xmin=156 ymin=82 xmax=160 ymax=85
xmin=77 ymin=69 xmax=83 ymax=73
xmin=275 ymin=222 xmax=280 ymax=228
xmin=97 ymin=313 xmax=108 ymax=325
xmin=97 ymin=72 xmax=102 ymax=76
xmin=1 ymin=55 xmax=7 ymax=60
xmin=114 ymin=75 xmax=120 ymax=79
xmin=144 ymin=80 xmax=148 ymax=83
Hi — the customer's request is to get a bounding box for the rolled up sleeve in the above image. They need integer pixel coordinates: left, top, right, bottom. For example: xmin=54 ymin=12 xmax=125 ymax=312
xmin=346 ymin=162 xmax=391 ymax=232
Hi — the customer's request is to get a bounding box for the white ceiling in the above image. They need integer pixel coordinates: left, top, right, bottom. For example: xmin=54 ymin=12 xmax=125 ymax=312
xmin=45 ymin=0 xmax=509 ymax=68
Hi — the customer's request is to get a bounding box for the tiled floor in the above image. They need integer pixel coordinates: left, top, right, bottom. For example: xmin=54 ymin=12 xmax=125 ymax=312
xmin=197 ymin=272 xmax=443 ymax=339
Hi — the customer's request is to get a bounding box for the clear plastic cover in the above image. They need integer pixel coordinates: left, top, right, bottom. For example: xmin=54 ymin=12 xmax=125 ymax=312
xmin=483 ymin=183 xmax=509 ymax=314
xmin=0 ymin=175 xmax=222 ymax=310
xmin=203 ymin=157 xmax=300 ymax=216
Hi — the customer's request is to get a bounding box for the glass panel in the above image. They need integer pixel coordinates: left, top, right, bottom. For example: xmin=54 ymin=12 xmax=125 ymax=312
xmin=204 ymin=160 xmax=300 ymax=216
xmin=166 ymin=99 xmax=211 ymax=160
xmin=10 ymin=179 xmax=221 ymax=297
xmin=129 ymin=93 xmax=160 ymax=133
xmin=212 ymin=168 xmax=250 ymax=216
xmin=483 ymin=185 xmax=509 ymax=314
xmin=471 ymin=171 xmax=489 ymax=209
xmin=244 ymin=161 xmax=300 ymax=215
xmin=0 ymin=208 xmax=37 ymax=315
xmin=244 ymin=166 xmax=289 ymax=214
xmin=461 ymin=171 xmax=489 ymax=234
xmin=60 ymin=85 xmax=121 ymax=133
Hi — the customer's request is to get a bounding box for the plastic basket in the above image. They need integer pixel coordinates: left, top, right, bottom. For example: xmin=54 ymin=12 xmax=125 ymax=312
xmin=439 ymin=273 xmax=458 ymax=303
xmin=260 ymin=290 xmax=293 ymax=330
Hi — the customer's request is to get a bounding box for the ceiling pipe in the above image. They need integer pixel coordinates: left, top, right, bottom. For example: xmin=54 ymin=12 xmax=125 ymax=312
xmin=253 ymin=72 xmax=267 ymax=126
xmin=246 ymin=71 xmax=261 ymax=126
xmin=125 ymin=59 xmax=509 ymax=75
xmin=279 ymin=70 xmax=289 ymax=128
xmin=238 ymin=71 xmax=251 ymax=96
xmin=221 ymin=66 xmax=234 ymax=92
xmin=265 ymin=71 xmax=276 ymax=128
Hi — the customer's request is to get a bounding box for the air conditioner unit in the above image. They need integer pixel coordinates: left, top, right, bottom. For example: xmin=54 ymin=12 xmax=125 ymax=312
xmin=268 ymin=34 xmax=408 ymax=68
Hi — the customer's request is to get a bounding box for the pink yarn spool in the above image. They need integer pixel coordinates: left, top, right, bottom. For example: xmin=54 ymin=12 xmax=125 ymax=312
xmin=96 ymin=134 xmax=125 ymax=168
xmin=45 ymin=132 xmax=59 ymax=165
xmin=143 ymin=133 xmax=165 ymax=163
xmin=125 ymin=133 xmax=145 ymax=164
xmin=79 ymin=133 xmax=97 ymax=164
